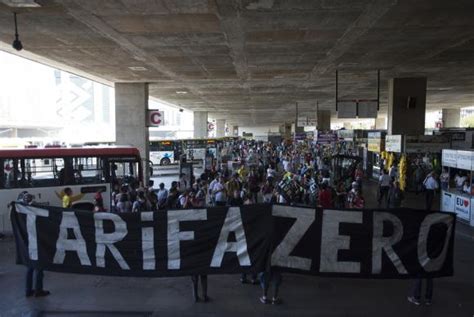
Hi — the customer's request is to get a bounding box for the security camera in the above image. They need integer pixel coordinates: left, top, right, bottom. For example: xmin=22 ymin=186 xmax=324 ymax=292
xmin=12 ymin=13 xmax=23 ymax=51
xmin=12 ymin=38 xmax=22 ymax=51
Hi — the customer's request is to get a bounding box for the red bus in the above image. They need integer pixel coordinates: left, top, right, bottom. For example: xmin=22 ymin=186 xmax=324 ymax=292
xmin=0 ymin=146 xmax=142 ymax=233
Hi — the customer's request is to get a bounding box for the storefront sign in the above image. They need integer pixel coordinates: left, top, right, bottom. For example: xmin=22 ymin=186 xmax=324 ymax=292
xmin=442 ymin=149 xmax=457 ymax=168
xmin=367 ymin=132 xmax=382 ymax=153
xmin=357 ymin=101 xmax=378 ymax=118
xmin=294 ymin=132 xmax=307 ymax=141
xmin=297 ymin=116 xmax=307 ymax=127
xmin=307 ymin=118 xmax=317 ymax=126
xmin=337 ymin=102 xmax=357 ymax=118
xmin=316 ymin=131 xmax=337 ymax=144
xmin=454 ymin=195 xmax=471 ymax=221
xmin=457 ymin=151 xmax=472 ymax=170
xmin=404 ymin=135 xmax=450 ymax=153
xmin=441 ymin=191 xmax=455 ymax=213
xmin=385 ymin=135 xmax=402 ymax=153
xmin=337 ymin=130 xmax=354 ymax=141
xmin=147 ymin=110 xmax=164 ymax=127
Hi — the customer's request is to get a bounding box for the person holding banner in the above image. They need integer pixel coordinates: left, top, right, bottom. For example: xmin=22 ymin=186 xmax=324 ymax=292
xmin=408 ymin=278 xmax=433 ymax=306
xmin=55 ymin=187 xmax=85 ymax=208
xmin=259 ymin=270 xmax=282 ymax=305
xmin=191 ymin=275 xmax=209 ymax=302
xmin=19 ymin=192 xmax=51 ymax=298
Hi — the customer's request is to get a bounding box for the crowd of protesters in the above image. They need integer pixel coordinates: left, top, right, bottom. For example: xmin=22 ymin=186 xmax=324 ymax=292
xmin=16 ymin=137 xmax=443 ymax=306
xmin=100 ymin=139 xmax=374 ymax=214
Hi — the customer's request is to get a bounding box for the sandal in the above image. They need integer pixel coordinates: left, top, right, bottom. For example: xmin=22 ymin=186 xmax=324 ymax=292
xmin=260 ymin=296 xmax=269 ymax=304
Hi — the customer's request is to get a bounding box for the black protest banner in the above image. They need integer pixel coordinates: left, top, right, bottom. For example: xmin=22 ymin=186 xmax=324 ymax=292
xmin=270 ymin=205 xmax=455 ymax=278
xmin=10 ymin=202 xmax=456 ymax=279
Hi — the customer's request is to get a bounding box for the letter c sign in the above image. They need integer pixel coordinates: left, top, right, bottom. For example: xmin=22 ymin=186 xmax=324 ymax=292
xmin=148 ymin=110 xmax=164 ymax=127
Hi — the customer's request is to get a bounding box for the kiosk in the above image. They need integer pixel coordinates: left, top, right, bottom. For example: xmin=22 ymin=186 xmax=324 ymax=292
xmin=441 ymin=149 xmax=474 ymax=227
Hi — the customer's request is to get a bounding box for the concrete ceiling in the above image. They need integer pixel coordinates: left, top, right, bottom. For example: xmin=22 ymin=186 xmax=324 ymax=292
xmin=0 ymin=0 xmax=474 ymax=126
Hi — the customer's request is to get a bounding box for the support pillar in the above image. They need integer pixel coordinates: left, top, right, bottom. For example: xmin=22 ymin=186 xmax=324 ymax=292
xmin=387 ymin=77 xmax=427 ymax=135
xmin=115 ymin=83 xmax=149 ymax=183
xmin=231 ymin=125 xmax=238 ymax=137
xmin=193 ymin=111 xmax=208 ymax=139
xmin=375 ymin=117 xmax=386 ymax=130
xmin=317 ymin=110 xmax=331 ymax=131
xmin=10 ymin=128 xmax=18 ymax=138
xmin=442 ymin=108 xmax=460 ymax=128
xmin=216 ymin=119 xmax=225 ymax=138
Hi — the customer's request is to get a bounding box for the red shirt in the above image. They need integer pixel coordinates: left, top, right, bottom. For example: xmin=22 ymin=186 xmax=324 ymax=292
xmin=319 ymin=189 xmax=333 ymax=209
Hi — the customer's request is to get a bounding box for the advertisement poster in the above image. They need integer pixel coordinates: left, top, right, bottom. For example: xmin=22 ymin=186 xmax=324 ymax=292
xmin=454 ymin=195 xmax=471 ymax=221
xmin=441 ymin=191 xmax=455 ymax=213
xmin=385 ymin=135 xmax=402 ymax=153
xmin=367 ymin=132 xmax=382 ymax=153
xmin=457 ymin=151 xmax=472 ymax=170
xmin=442 ymin=150 xmax=457 ymax=168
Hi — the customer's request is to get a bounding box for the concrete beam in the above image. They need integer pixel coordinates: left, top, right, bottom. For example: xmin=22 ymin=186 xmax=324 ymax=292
xmin=215 ymin=0 xmax=254 ymax=123
xmin=60 ymin=0 xmax=210 ymax=104
xmin=310 ymin=0 xmax=397 ymax=77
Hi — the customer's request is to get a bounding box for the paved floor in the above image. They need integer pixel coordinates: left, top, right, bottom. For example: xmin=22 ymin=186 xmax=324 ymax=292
xmin=0 ymin=180 xmax=473 ymax=317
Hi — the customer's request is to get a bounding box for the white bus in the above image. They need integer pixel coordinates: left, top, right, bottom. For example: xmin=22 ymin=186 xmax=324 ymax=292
xmin=149 ymin=140 xmax=182 ymax=166
xmin=0 ymin=146 xmax=142 ymax=234
xmin=182 ymin=139 xmax=218 ymax=162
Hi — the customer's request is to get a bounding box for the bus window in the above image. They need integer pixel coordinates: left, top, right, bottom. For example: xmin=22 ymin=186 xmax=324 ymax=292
xmin=110 ymin=161 xmax=139 ymax=185
xmin=71 ymin=157 xmax=106 ymax=185
xmin=3 ymin=158 xmax=65 ymax=188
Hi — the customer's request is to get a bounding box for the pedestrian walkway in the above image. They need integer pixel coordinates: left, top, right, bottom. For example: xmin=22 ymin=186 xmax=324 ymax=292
xmin=0 ymin=181 xmax=472 ymax=317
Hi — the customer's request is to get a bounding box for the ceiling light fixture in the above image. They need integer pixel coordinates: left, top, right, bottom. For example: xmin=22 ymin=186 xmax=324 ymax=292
xmin=128 ymin=66 xmax=147 ymax=71
xmin=1 ymin=0 xmax=40 ymax=7
xmin=176 ymin=91 xmax=188 ymax=95
xmin=12 ymin=12 xmax=23 ymax=51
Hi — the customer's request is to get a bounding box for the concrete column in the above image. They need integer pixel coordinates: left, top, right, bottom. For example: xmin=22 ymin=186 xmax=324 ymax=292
xmin=216 ymin=119 xmax=225 ymax=138
xmin=375 ymin=117 xmax=386 ymax=130
xmin=317 ymin=110 xmax=331 ymax=131
xmin=442 ymin=108 xmax=460 ymax=128
xmin=231 ymin=125 xmax=238 ymax=137
xmin=387 ymin=77 xmax=427 ymax=135
xmin=115 ymin=83 xmax=149 ymax=183
xmin=193 ymin=111 xmax=208 ymax=139
xmin=10 ymin=128 xmax=18 ymax=138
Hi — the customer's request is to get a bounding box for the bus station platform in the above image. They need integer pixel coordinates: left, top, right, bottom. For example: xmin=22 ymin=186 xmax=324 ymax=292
xmin=0 ymin=181 xmax=473 ymax=317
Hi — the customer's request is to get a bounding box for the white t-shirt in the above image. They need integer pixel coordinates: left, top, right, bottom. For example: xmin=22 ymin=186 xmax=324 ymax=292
xmin=209 ymin=179 xmax=218 ymax=194
xmin=214 ymin=182 xmax=226 ymax=202
xmin=157 ymin=189 xmax=168 ymax=202
xmin=424 ymin=176 xmax=439 ymax=190
xmin=278 ymin=194 xmax=287 ymax=204
xmin=283 ymin=160 xmax=291 ymax=172
xmin=455 ymin=175 xmax=466 ymax=188
xmin=267 ymin=168 xmax=276 ymax=178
